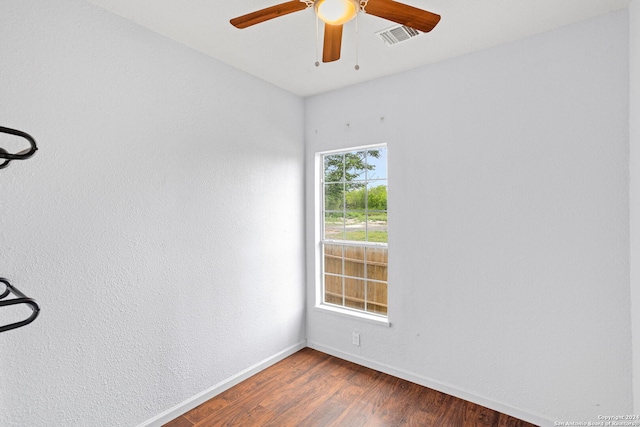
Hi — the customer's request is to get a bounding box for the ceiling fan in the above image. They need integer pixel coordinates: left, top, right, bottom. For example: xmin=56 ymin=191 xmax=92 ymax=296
xmin=230 ymin=0 xmax=441 ymax=63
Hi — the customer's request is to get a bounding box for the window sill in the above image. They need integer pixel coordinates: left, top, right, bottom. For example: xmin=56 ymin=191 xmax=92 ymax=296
xmin=314 ymin=304 xmax=391 ymax=327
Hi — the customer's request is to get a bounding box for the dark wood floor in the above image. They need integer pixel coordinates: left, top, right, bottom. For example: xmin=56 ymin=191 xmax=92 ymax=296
xmin=163 ymin=348 xmax=538 ymax=427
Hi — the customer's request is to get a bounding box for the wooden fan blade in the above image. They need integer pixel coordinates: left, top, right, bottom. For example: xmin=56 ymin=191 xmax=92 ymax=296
xmin=364 ymin=0 xmax=440 ymax=33
xmin=230 ymin=1 xmax=307 ymax=29
xmin=323 ymin=24 xmax=343 ymax=63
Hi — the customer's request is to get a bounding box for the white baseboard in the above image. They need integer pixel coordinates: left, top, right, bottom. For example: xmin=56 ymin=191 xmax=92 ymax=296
xmin=136 ymin=340 xmax=307 ymax=427
xmin=307 ymin=340 xmax=555 ymax=427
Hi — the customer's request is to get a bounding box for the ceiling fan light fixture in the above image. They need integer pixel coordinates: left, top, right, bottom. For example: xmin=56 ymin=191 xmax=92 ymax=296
xmin=315 ymin=0 xmax=359 ymax=25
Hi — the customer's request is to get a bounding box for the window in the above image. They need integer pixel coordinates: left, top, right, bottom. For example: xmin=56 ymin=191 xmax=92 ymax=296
xmin=319 ymin=145 xmax=388 ymax=317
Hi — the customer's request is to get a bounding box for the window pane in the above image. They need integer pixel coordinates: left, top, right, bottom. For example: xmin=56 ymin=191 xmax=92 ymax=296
xmin=366 ymin=147 xmax=387 ymax=180
xmin=324 ymin=183 xmax=344 ymax=210
xmin=343 ymin=245 xmax=365 ymax=279
xmin=366 ymin=247 xmax=388 ymax=281
xmin=345 ymin=212 xmax=366 ymax=242
xmin=324 ymin=213 xmax=344 ymax=240
xmin=324 ymin=244 xmax=343 ymax=275
xmin=345 ymin=151 xmax=367 ymax=182
xmin=345 ymin=183 xmax=366 ymax=210
xmin=324 ymin=274 xmax=343 ymax=306
xmin=367 ymin=281 xmax=388 ymax=315
xmin=367 ymin=212 xmax=387 ymax=243
xmin=324 ymin=154 xmax=344 ymax=183
xmin=344 ymin=278 xmax=365 ymax=311
xmin=366 ymin=182 xmax=387 ymax=211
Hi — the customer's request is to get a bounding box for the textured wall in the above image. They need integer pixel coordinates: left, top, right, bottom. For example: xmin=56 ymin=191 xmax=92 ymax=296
xmin=0 ymin=1 xmax=305 ymax=426
xmin=631 ymin=0 xmax=640 ymax=414
xmin=305 ymin=10 xmax=631 ymax=424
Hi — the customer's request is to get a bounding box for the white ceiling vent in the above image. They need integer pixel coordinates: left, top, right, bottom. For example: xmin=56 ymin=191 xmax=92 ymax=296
xmin=375 ymin=25 xmax=420 ymax=46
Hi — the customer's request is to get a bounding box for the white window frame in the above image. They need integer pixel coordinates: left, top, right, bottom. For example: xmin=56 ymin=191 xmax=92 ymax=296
xmin=315 ymin=144 xmax=390 ymax=326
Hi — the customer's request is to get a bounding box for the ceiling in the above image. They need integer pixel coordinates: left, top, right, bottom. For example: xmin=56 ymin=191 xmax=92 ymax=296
xmin=86 ymin=0 xmax=629 ymax=97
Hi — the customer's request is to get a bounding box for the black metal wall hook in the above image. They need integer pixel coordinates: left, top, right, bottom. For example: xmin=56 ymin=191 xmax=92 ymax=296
xmin=0 ymin=126 xmax=38 ymax=169
xmin=0 ymin=278 xmax=40 ymax=333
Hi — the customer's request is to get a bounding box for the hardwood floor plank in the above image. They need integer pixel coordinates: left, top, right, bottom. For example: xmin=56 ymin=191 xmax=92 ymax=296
xmin=295 ymin=392 xmax=350 ymax=427
xmin=399 ymin=408 xmax=439 ymax=426
xmin=365 ymin=381 xmax=424 ymax=427
xmin=166 ymin=348 xmax=539 ymax=427
xmin=463 ymin=400 xmax=500 ymax=426
xmin=194 ymin=379 xmax=286 ymax=427
xmin=333 ymin=372 xmax=404 ymax=426
xmin=257 ymin=362 xmax=339 ymax=413
xmin=182 ymin=396 xmax=229 ymax=425
xmin=280 ymin=347 xmax=334 ymax=383
xmin=260 ymin=376 xmax=338 ymax=427
xmin=498 ymin=412 xmax=538 ymax=427
xmin=260 ymin=359 xmax=363 ymax=426
xmin=162 ymin=415 xmax=193 ymax=427
xmin=183 ymin=351 xmax=316 ymax=424
xmin=210 ymin=404 xmax=277 ymax=427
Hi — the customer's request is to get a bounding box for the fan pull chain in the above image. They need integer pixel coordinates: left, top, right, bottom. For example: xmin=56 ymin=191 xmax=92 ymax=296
xmin=315 ymin=14 xmax=320 ymax=67
xmin=354 ymin=13 xmax=360 ymax=70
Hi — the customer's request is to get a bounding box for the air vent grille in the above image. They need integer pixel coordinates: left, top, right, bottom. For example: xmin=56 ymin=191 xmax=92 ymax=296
xmin=376 ymin=25 xmax=420 ymax=46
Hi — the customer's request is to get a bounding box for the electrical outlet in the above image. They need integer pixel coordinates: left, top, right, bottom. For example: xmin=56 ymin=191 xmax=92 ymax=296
xmin=352 ymin=332 xmax=360 ymax=346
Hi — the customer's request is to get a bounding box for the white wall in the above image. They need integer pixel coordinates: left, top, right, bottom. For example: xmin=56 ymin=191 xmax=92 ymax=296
xmin=630 ymin=0 xmax=640 ymax=414
xmin=305 ymin=10 xmax=631 ymax=425
xmin=0 ymin=1 xmax=305 ymax=426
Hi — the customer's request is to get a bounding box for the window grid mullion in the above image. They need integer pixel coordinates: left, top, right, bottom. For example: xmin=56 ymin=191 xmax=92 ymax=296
xmin=324 ymin=271 xmax=387 ymax=285
xmin=321 ymin=239 xmax=387 ymax=249
xmin=364 ymin=152 xmax=369 ymax=243
xmin=364 ymin=247 xmax=368 ymax=313
xmin=341 ymin=245 xmax=345 ymax=307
